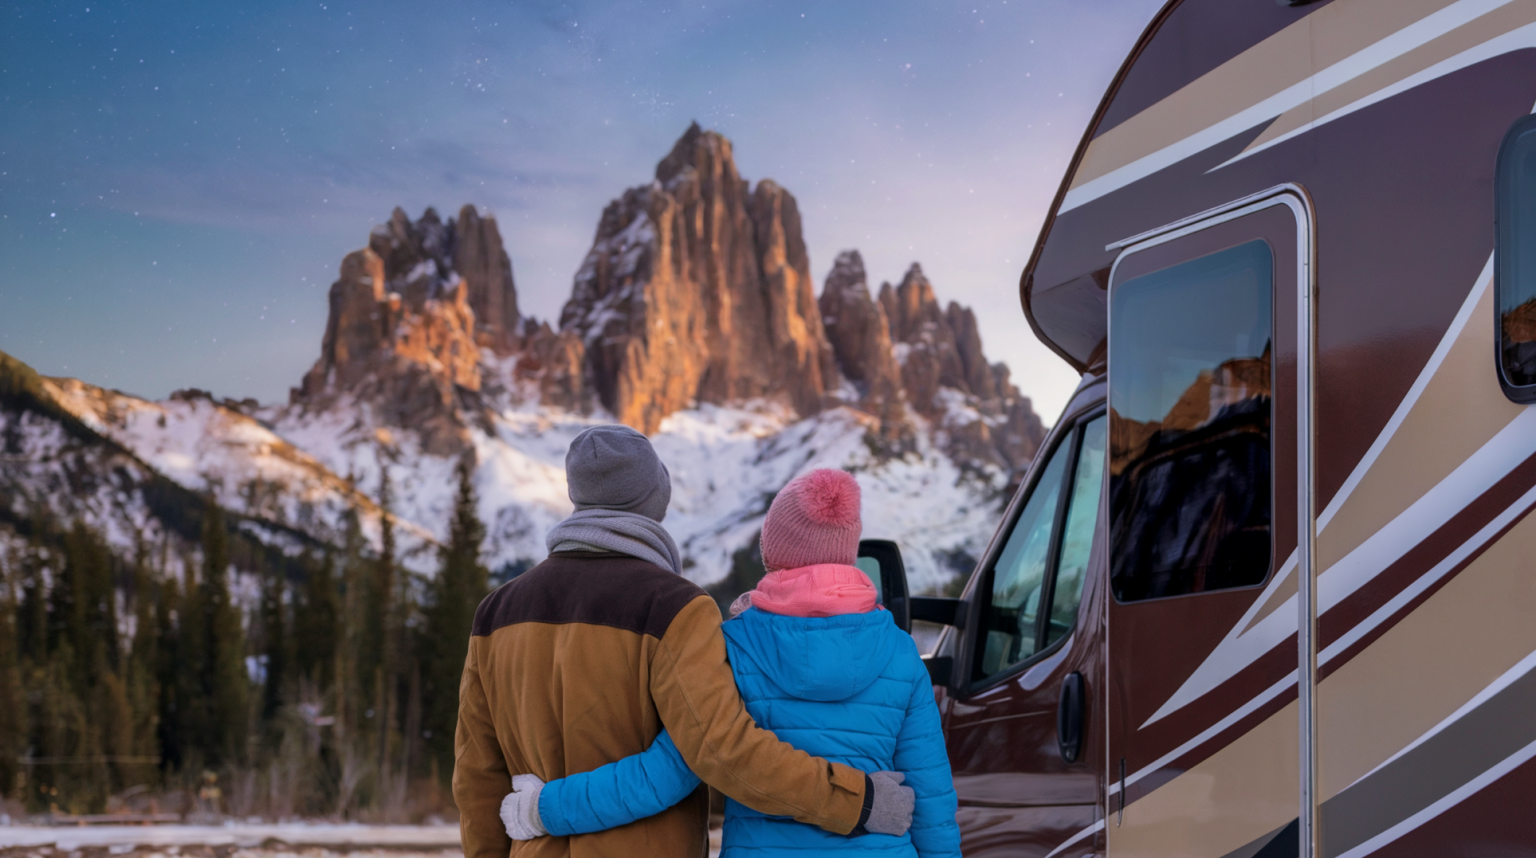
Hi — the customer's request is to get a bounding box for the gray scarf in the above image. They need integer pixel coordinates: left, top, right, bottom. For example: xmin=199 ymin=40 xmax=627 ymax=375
xmin=546 ymin=508 xmax=683 ymax=575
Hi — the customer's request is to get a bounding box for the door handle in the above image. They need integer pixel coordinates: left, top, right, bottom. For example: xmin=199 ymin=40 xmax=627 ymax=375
xmin=1056 ymin=671 xmax=1085 ymax=763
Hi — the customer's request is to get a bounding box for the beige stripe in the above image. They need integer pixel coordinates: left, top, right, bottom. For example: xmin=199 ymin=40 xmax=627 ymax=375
xmin=1242 ymin=271 xmax=1521 ymax=633
xmin=1112 ymin=511 xmax=1536 ymax=857
xmin=1107 ymin=703 xmax=1298 ymax=857
xmin=1245 ymin=0 xmax=1536 ymax=153
xmin=1318 ymin=505 xmax=1536 ymax=800
xmin=1072 ymin=0 xmax=1458 ymax=192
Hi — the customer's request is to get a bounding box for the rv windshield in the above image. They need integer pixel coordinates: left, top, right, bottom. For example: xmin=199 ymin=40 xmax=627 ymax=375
xmin=1109 ymin=240 xmax=1273 ymax=602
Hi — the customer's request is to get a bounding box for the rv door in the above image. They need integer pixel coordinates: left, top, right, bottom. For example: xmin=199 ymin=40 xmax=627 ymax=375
xmin=1104 ymin=189 xmax=1317 ymax=858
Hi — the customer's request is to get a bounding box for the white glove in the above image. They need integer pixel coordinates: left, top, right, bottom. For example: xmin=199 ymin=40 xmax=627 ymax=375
xmin=500 ymin=774 xmax=548 ymax=840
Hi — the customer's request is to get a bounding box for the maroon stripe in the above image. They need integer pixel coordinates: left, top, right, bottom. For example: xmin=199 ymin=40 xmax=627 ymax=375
xmin=1096 ymin=0 xmax=1337 ymax=137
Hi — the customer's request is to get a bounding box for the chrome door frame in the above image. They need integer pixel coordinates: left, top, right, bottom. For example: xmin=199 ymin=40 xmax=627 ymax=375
xmin=1104 ymin=183 xmax=1320 ymax=858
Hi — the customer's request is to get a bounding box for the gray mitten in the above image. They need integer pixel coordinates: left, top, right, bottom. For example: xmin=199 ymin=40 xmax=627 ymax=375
xmin=862 ymin=770 xmax=915 ymax=836
xmin=500 ymin=774 xmax=548 ymax=840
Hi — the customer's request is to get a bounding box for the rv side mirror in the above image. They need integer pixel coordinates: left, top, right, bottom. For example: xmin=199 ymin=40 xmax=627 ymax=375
xmin=856 ymin=539 xmax=912 ymax=633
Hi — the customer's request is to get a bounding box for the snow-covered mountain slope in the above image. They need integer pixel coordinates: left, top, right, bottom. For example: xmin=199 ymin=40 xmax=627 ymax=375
xmin=15 ymin=356 xmax=1008 ymax=593
xmin=2 ymin=352 xmax=264 ymax=585
xmin=43 ymin=378 xmax=438 ymax=571
xmin=268 ymin=386 xmax=1006 ymax=592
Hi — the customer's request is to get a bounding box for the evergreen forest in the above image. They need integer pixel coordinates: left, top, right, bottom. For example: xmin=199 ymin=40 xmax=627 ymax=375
xmin=0 ymin=453 xmax=490 ymax=821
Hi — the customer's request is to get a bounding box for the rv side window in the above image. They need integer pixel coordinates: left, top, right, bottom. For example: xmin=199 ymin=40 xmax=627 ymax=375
xmin=1496 ymin=115 xmax=1536 ymax=401
xmin=972 ymin=413 xmax=1104 ymax=684
xmin=1109 ymin=240 xmax=1273 ymax=602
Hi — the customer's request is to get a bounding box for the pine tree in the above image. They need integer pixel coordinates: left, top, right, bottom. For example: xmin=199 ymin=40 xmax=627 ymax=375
xmin=156 ymin=570 xmax=191 ymax=777
xmin=53 ymin=524 xmax=118 ymax=810
xmin=123 ymin=545 xmax=160 ymax=795
xmin=421 ymin=455 xmax=489 ymax=782
xmin=198 ymin=504 xmax=248 ymax=769
xmin=0 ymin=565 xmax=22 ymax=800
xmin=293 ymin=550 xmax=339 ymax=691
xmin=260 ymin=557 xmax=289 ymax=723
xmin=332 ymin=507 xmax=370 ymax=817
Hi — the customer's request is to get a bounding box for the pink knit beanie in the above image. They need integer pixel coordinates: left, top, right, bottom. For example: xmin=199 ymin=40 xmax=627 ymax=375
xmin=760 ymin=469 xmax=862 ymax=572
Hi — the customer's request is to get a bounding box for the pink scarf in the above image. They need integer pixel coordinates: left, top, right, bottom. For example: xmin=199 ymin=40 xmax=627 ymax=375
xmin=730 ymin=563 xmax=879 ymax=618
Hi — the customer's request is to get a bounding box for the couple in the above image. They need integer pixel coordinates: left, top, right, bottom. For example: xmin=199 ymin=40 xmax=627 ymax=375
xmin=454 ymin=425 xmax=959 ymax=858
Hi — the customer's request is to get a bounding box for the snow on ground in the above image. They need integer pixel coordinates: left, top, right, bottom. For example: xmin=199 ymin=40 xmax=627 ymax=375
xmin=0 ymin=824 xmax=461 ymax=850
xmin=0 ymin=823 xmax=723 ymax=857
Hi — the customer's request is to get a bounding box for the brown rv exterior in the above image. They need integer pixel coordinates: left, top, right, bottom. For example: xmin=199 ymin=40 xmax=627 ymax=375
xmin=917 ymin=0 xmax=1536 ymax=855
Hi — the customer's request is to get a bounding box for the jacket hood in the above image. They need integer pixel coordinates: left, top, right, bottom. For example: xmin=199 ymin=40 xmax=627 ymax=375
xmin=723 ymin=607 xmax=903 ymax=702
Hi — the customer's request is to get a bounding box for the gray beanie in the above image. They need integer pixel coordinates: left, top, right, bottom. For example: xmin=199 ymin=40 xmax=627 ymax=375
xmin=565 ymin=425 xmax=672 ymax=522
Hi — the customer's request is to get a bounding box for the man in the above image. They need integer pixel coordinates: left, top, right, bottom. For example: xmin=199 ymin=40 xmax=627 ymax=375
xmin=455 ymin=425 xmax=914 ymax=857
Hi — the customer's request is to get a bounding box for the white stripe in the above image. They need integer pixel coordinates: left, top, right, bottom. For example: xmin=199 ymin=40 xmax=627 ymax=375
xmin=1218 ymin=22 xmax=1536 ymax=169
xmin=1042 ymin=818 xmax=1104 ymax=858
xmin=1338 ymin=736 xmax=1536 ymax=857
xmin=1319 ymin=475 xmax=1536 ymax=667
xmin=1145 ymin=261 xmax=1495 ymax=726
xmin=1060 ymin=0 xmax=1514 ymax=213
xmin=1347 ymin=645 xmax=1536 ymax=789
xmin=1318 ymin=408 xmax=1536 ymax=613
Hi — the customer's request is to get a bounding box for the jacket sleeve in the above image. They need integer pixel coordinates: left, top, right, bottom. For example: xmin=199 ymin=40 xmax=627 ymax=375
xmin=650 ymin=595 xmax=869 ymax=834
xmin=537 ymin=729 xmax=702 ymax=836
xmin=453 ymin=636 xmax=512 ymax=858
xmin=894 ymin=653 xmax=961 ymax=858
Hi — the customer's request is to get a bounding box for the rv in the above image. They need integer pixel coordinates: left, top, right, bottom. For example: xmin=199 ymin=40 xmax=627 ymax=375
xmin=860 ymin=0 xmax=1536 ymax=855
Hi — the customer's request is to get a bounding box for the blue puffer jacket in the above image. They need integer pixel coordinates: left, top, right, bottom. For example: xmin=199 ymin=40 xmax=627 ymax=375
xmin=537 ymin=606 xmax=961 ymax=857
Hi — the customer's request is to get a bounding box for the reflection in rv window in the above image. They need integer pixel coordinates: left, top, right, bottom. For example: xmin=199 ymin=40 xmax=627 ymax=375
xmin=1109 ymin=240 xmax=1273 ymax=602
xmin=1497 ymin=117 xmax=1536 ymax=396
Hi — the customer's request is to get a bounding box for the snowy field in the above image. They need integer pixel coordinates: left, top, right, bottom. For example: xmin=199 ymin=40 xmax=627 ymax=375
xmin=0 ymin=824 xmax=723 ymax=858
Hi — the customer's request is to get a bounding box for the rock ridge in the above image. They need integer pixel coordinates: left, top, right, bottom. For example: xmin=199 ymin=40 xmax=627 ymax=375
xmin=290 ymin=124 xmax=1046 ymax=475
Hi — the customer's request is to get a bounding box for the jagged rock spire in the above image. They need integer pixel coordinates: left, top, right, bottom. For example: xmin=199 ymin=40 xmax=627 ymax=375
xmin=292 ymin=205 xmax=523 ymax=455
xmin=289 ymin=125 xmax=1046 ymax=474
xmin=559 ymin=123 xmax=836 ymax=431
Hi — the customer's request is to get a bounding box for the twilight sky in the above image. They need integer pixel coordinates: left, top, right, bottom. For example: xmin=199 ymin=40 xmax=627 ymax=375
xmin=0 ymin=0 xmax=1160 ymax=421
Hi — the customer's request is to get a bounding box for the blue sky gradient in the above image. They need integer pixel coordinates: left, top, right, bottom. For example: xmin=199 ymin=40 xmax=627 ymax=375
xmin=0 ymin=0 xmax=1160 ymax=419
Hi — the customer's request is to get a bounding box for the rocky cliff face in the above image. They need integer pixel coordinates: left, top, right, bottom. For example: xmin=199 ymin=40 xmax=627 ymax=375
xmin=819 ymin=251 xmax=909 ymax=443
xmin=559 ymin=124 xmax=836 ymax=432
xmin=289 ymin=124 xmax=1045 ymax=475
xmin=291 ymin=206 xmax=522 ymax=455
xmin=822 ymin=254 xmax=1043 ymax=469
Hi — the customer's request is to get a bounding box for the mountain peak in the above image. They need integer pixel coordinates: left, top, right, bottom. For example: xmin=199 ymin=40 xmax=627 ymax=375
xmin=287 ymin=125 xmax=1044 ymax=470
xmin=561 ymin=123 xmax=833 ymax=431
xmin=290 ymin=204 xmax=520 ymax=455
xmin=655 ymin=121 xmax=714 ymax=184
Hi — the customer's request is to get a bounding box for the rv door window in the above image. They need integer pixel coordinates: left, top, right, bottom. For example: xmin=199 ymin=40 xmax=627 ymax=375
xmin=1496 ymin=115 xmax=1536 ymax=400
xmin=1109 ymin=240 xmax=1273 ymax=602
xmin=1045 ymin=415 xmax=1106 ymax=648
xmin=972 ymin=413 xmax=1105 ymax=685
xmin=976 ymin=442 xmax=1068 ymax=680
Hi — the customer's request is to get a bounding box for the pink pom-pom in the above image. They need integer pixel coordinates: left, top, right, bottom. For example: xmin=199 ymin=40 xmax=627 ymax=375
xmin=798 ymin=469 xmax=861 ymax=526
